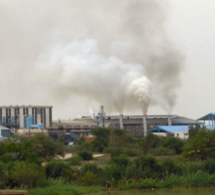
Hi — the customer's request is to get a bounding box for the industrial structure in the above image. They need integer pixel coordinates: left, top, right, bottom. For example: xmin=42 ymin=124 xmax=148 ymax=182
xmin=51 ymin=106 xmax=198 ymax=138
xmin=0 ymin=105 xmax=52 ymax=129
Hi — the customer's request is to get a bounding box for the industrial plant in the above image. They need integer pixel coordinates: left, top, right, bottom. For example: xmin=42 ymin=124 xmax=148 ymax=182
xmin=0 ymin=105 xmax=214 ymax=142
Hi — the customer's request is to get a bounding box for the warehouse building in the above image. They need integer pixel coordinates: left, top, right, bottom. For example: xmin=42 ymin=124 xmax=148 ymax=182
xmin=0 ymin=105 xmax=52 ymax=129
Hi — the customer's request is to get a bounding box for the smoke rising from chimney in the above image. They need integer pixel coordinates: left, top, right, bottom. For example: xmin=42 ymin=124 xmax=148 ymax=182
xmin=0 ymin=0 xmax=183 ymax=118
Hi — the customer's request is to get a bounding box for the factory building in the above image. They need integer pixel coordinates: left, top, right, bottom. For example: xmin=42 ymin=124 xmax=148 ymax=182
xmin=0 ymin=105 xmax=52 ymax=129
xmin=51 ymin=113 xmax=198 ymax=138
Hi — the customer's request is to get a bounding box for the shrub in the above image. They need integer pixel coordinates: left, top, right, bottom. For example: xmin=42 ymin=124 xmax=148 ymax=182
xmin=160 ymin=158 xmax=181 ymax=177
xmin=149 ymin=146 xmax=175 ymax=156
xmin=67 ymin=156 xmax=82 ymax=166
xmin=132 ymin=155 xmax=160 ymax=179
xmin=201 ymin=159 xmax=215 ymax=174
xmin=80 ymin=171 xmax=100 ymax=186
xmin=0 ymin=152 xmax=19 ymax=163
xmin=0 ymin=162 xmax=7 ymax=188
xmin=9 ymin=161 xmax=42 ymax=188
xmin=60 ymin=168 xmax=80 ymax=183
xmin=81 ymin=163 xmax=100 ymax=176
xmin=45 ymin=160 xmax=69 ymax=179
xmin=78 ymin=150 xmax=93 ymax=160
xmin=110 ymin=155 xmax=130 ymax=167
xmin=103 ymin=147 xmax=122 ymax=157
xmin=122 ymin=147 xmax=139 ymax=157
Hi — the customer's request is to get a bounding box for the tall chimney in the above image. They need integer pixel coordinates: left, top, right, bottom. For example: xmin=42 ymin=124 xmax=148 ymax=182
xmin=119 ymin=114 xmax=123 ymax=129
xmin=168 ymin=115 xmax=172 ymax=126
xmin=143 ymin=115 xmax=147 ymax=137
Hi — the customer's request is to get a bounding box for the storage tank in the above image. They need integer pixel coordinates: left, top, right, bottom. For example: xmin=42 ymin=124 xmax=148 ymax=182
xmin=38 ymin=123 xmax=44 ymax=130
xmin=27 ymin=115 xmax=33 ymax=129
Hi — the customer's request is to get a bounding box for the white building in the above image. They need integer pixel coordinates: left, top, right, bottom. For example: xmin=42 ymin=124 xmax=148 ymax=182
xmin=0 ymin=105 xmax=52 ymax=129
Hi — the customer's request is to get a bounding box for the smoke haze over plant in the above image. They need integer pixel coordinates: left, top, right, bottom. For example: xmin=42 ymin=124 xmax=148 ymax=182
xmin=0 ymin=0 xmax=183 ymax=119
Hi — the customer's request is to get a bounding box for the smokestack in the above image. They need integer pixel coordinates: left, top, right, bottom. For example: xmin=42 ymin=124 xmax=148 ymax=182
xmin=119 ymin=114 xmax=123 ymax=129
xmin=143 ymin=115 xmax=147 ymax=137
xmin=168 ymin=115 xmax=172 ymax=126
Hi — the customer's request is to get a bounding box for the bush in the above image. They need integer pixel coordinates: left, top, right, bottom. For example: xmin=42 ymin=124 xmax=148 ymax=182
xmin=201 ymin=159 xmax=215 ymax=174
xmin=81 ymin=163 xmax=100 ymax=176
xmin=103 ymin=147 xmax=122 ymax=157
xmin=67 ymin=156 xmax=82 ymax=166
xmin=45 ymin=160 xmax=69 ymax=179
xmin=0 ymin=152 xmax=19 ymax=163
xmin=80 ymin=171 xmax=100 ymax=186
xmin=9 ymin=161 xmax=42 ymax=188
xmin=60 ymin=167 xmax=80 ymax=183
xmin=149 ymin=146 xmax=175 ymax=156
xmin=122 ymin=147 xmax=140 ymax=157
xmin=132 ymin=155 xmax=160 ymax=179
xmin=0 ymin=162 xmax=7 ymax=188
xmin=110 ymin=155 xmax=130 ymax=167
xmin=78 ymin=150 xmax=93 ymax=160
xmin=160 ymin=158 xmax=181 ymax=177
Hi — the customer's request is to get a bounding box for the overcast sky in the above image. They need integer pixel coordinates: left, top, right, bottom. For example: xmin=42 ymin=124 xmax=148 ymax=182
xmin=0 ymin=0 xmax=214 ymax=120
xmin=165 ymin=0 xmax=215 ymax=119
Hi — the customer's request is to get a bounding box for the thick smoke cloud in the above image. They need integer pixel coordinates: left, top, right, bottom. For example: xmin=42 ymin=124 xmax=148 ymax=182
xmin=0 ymin=0 xmax=183 ymax=118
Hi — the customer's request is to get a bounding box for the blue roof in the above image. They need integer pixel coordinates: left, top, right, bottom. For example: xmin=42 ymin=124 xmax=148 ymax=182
xmin=197 ymin=113 xmax=215 ymax=121
xmin=148 ymin=125 xmax=215 ymax=133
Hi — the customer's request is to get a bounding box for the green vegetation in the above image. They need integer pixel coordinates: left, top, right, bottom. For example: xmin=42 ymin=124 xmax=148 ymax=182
xmin=1 ymin=126 xmax=215 ymax=194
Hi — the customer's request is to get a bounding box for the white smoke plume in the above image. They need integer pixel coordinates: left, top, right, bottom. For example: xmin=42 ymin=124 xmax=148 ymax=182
xmin=0 ymin=0 xmax=183 ymax=119
xmin=36 ymin=39 xmax=151 ymax=114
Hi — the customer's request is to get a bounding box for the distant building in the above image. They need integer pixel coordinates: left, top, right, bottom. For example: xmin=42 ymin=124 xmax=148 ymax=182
xmin=0 ymin=125 xmax=14 ymax=141
xmin=51 ymin=113 xmax=198 ymax=138
xmin=0 ymin=105 xmax=52 ymax=129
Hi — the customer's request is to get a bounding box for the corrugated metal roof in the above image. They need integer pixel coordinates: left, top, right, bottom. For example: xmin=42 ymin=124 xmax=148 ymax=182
xmin=148 ymin=125 xmax=215 ymax=133
xmin=197 ymin=113 xmax=215 ymax=121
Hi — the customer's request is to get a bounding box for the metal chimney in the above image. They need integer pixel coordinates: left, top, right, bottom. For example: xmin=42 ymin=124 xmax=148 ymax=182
xmin=119 ymin=114 xmax=123 ymax=129
xmin=143 ymin=115 xmax=147 ymax=137
xmin=168 ymin=115 xmax=172 ymax=126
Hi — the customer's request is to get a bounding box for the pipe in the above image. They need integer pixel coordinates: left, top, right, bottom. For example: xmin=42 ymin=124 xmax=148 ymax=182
xmin=119 ymin=114 xmax=123 ymax=129
xmin=168 ymin=115 xmax=172 ymax=126
xmin=143 ymin=115 xmax=147 ymax=137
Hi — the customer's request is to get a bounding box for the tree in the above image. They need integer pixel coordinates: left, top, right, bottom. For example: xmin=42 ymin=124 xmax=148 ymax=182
xmin=142 ymin=133 xmax=162 ymax=154
xmin=188 ymin=124 xmax=206 ymax=139
xmin=183 ymin=130 xmax=215 ymax=160
xmin=91 ymin=127 xmax=110 ymax=152
xmin=163 ymin=136 xmax=184 ymax=155
xmin=109 ymin=128 xmax=128 ymax=148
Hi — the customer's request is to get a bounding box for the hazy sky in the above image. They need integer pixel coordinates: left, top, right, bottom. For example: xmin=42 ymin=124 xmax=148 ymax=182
xmin=0 ymin=0 xmax=214 ymax=120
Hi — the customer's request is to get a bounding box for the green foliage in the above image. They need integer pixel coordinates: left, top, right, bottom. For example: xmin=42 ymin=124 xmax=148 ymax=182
xmin=60 ymin=168 xmax=80 ymax=183
xmin=201 ymin=159 xmax=215 ymax=174
xmin=142 ymin=133 xmax=162 ymax=154
xmin=81 ymin=163 xmax=100 ymax=176
xmin=91 ymin=127 xmax=110 ymax=152
xmin=188 ymin=124 xmax=205 ymax=139
xmin=0 ymin=162 xmax=7 ymax=188
xmin=75 ymin=136 xmax=92 ymax=151
xmin=45 ymin=160 xmax=69 ymax=179
xmin=109 ymin=128 xmax=128 ymax=148
xmin=27 ymin=133 xmax=65 ymax=159
xmin=132 ymin=155 xmax=160 ymax=179
xmin=110 ymin=155 xmax=130 ymax=167
xmin=9 ymin=161 xmax=43 ymax=188
xmin=149 ymin=146 xmax=175 ymax=156
xmin=0 ymin=152 xmax=19 ymax=163
xmin=103 ymin=147 xmax=122 ymax=157
xmin=122 ymin=147 xmax=140 ymax=157
xmin=80 ymin=171 xmax=100 ymax=186
xmin=163 ymin=136 xmax=184 ymax=155
xmin=78 ymin=150 xmax=93 ymax=160
xmin=183 ymin=130 xmax=215 ymax=160
xmin=159 ymin=158 xmax=181 ymax=177
xmin=67 ymin=156 xmax=82 ymax=166
xmin=0 ymin=134 xmax=65 ymax=163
